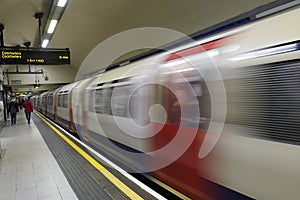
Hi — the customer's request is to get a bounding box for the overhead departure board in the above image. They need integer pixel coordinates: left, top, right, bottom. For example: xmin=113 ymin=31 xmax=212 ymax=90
xmin=0 ymin=47 xmax=70 ymax=65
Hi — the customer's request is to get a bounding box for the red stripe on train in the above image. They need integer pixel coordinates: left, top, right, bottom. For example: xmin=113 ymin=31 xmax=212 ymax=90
xmin=151 ymin=122 xmax=209 ymax=199
xmin=69 ymin=108 xmax=75 ymax=131
xmin=164 ymin=36 xmax=233 ymax=62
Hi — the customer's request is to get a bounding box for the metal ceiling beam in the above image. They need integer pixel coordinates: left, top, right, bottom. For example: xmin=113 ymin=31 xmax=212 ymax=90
xmin=3 ymin=71 xmax=43 ymax=74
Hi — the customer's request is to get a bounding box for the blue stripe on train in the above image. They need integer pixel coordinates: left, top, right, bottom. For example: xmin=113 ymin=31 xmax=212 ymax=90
xmin=74 ymin=124 xmax=140 ymax=153
xmin=47 ymin=113 xmax=54 ymax=120
xmin=74 ymin=123 xmax=146 ymax=173
xmin=57 ymin=116 xmax=70 ymax=129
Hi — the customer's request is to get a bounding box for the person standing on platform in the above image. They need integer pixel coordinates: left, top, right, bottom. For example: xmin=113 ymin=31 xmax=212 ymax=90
xmin=23 ymin=98 xmax=33 ymax=124
xmin=19 ymin=97 xmax=24 ymax=110
xmin=8 ymin=98 xmax=19 ymax=125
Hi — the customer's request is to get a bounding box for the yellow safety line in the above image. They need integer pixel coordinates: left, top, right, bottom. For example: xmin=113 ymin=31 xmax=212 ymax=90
xmin=35 ymin=112 xmax=143 ymax=200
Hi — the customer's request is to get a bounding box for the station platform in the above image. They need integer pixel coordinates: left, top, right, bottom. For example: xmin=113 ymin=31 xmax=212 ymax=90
xmin=0 ymin=113 xmax=78 ymax=200
xmin=0 ymin=112 xmax=168 ymax=200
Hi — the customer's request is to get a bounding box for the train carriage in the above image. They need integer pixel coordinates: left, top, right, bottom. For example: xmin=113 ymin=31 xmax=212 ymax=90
xmin=46 ymin=88 xmax=60 ymax=121
xmin=30 ymin=95 xmax=39 ymax=110
xmin=40 ymin=91 xmax=49 ymax=115
xmin=55 ymin=82 xmax=79 ymax=131
xmin=32 ymin=5 xmax=300 ymax=199
xmin=77 ymin=57 xmax=162 ymax=171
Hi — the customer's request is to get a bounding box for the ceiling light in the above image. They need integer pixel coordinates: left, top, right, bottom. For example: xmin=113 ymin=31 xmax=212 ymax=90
xmin=57 ymin=0 xmax=68 ymax=7
xmin=42 ymin=39 xmax=49 ymax=48
xmin=229 ymin=43 xmax=298 ymax=61
xmin=47 ymin=20 xmax=58 ymax=33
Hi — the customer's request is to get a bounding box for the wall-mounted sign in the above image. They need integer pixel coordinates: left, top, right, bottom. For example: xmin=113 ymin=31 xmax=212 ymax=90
xmin=11 ymin=80 xmax=21 ymax=85
xmin=0 ymin=47 xmax=70 ymax=65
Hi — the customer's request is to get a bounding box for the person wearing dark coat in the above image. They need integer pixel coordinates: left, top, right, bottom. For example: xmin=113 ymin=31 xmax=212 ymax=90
xmin=8 ymin=99 xmax=19 ymax=125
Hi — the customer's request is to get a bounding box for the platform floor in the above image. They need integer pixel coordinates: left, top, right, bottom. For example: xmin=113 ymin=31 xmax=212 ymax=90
xmin=0 ymin=111 xmax=163 ymax=200
xmin=0 ymin=112 xmax=78 ymax=200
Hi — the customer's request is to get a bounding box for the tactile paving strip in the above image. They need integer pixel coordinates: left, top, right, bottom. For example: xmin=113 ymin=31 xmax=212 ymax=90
xmin=32 ymin=114 xmax=136 ymax=200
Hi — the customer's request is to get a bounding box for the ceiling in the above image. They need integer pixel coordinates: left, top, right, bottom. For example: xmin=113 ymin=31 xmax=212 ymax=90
xmin=0 ymin=0 xmax=277 ymax=92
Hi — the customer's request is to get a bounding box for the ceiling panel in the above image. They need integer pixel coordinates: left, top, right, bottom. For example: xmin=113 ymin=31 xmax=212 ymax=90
xmin=50 ymin=0 xmax=274 ymax=75
xmin=0 ymin=0 xmax=52 ymax=47
xmin=0 ymin=0 xmax=277 ymax=92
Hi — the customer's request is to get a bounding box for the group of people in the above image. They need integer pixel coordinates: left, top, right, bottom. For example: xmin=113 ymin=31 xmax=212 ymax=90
xmin=8 ymin=97 xmax=33 ymax=125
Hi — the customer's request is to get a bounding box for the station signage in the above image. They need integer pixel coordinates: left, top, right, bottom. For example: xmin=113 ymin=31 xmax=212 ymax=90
xmin=11 ymin=80 xmax=21 ymax=85
xmin=0 ymin=47 xmax=70 ymax=65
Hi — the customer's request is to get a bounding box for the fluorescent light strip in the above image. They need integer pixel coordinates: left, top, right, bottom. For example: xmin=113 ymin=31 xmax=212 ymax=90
xmin=256 ymin=0 xmax=300 ymax=19
xmin=230 ymin=43 xmax=298 ymax=61
xmin=42 ymin=39 xmax=49 ymax=48
xmin=48 ymin=20 xmax=58 ymax=34
xmin=57 ymin=0 xmax=68 ymax=7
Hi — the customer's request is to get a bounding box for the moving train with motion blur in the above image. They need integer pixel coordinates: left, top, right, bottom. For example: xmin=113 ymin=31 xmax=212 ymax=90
xmin=31 ymin=4 xmax=300 ymax=200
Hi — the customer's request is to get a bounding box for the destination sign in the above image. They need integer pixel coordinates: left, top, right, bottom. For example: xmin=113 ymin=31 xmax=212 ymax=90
xmin=0 ymin=47 xmax=70 ymax=65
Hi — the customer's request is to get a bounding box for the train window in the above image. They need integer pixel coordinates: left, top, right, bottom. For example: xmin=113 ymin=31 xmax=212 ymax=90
xmin=63 ymin=94 xmax=68 ymax=108
xmin=47 ymin=95 xmax=53 ymax=105
xmin=111 ymin=84 xmax=132 ymax=117
xmin=94 ymin=89 xmax=103 ymax=113
xmin=128 ymin=84 xmax=153 ymax=124
xmin=57 ymin=95 xmax=63 ymax=107
xmin=42 ymin=96 xmax=46 ymax=105
xmin=191 ymin=82 xmax=203 ymax=96
xmin=102 ymin=87 xmax=112 ymax=115
xmin=34 ymin=98 xmax=37 ymax=107
xmin=164 ymin=72 xmax=211 ymax=129
xmin=88 ymin=90 xmax=95 ymax=112
xmin=193 ymin=82 xmax=211 ymax=123
xmin=93 ymin=88 xmax=112 ymax=115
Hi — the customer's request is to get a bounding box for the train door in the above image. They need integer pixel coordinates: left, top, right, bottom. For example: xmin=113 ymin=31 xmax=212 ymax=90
xmin=151 ymin=65 xmax=213 ymax=199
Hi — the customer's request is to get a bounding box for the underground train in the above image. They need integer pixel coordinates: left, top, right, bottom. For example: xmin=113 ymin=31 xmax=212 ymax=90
xmin=32 ymin=5 xmax=300 ymax=200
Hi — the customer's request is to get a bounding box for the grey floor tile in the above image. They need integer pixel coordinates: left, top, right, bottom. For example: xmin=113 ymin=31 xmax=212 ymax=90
xmin=37 ymin=184 xmax=60 ymax=199
xmin=16 ymin=187 xmax=38 ymax=200
xmin=39 ymin=194 xmax=63 ymax=200
xmin=0 ymin=193 xmax=15 ymax=200
xmin=59 ymin=186 xmax=79 ymax=200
